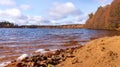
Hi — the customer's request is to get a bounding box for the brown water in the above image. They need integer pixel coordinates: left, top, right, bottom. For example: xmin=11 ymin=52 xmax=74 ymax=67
xmin=0 ymin=28 xmax=120 ymax=66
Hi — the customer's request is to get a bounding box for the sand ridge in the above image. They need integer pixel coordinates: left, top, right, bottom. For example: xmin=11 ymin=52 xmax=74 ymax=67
xmin=57 ymin=36 xmax=120 ymax=67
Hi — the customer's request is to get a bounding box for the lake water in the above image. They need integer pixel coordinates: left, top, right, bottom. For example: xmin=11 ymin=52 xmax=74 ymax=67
xmin=1 ymin=28 xmax=120 ymax=66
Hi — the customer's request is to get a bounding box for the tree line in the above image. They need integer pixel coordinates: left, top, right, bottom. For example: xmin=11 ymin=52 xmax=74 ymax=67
xmin=0 ymin=21 xmax=83 ymax=28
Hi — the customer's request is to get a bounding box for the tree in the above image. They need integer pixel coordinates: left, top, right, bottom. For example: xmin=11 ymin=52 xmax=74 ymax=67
xmin=0 ymin=21 xmax=15 ymax=28
xmin=88 ymin=13 xmax=93 ymax=19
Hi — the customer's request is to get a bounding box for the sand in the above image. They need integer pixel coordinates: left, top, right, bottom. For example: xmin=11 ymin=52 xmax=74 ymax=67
xmin=57 ymin=36 xmax=120 ymax=67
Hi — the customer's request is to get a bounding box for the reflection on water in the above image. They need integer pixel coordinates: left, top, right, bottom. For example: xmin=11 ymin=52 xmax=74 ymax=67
xmin=0 ymin=28 xmax=120 ymax=63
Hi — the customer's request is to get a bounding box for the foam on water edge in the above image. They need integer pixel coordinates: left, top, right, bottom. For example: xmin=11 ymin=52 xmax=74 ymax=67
xmin=0 ymin=62 xmax=10 ymax=67
xmin=0 ymin=48 xmax=58 ymax=67
xmin=17 ymin=54 xmax=28 ymax=61
xmin=35 ymin=48 xmax=57 ymax=54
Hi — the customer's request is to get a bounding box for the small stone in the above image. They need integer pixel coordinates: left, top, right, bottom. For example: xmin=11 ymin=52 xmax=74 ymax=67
xmin=39 ymin=62 xmax=47 ymax=67
xmin=17 ymin=63 xmax=22 ymax=67
xmin=72 ymin=58 xmax=79 ymax=64
xmin=54 ymin=50 xmax=60 ymax=55
xmin=44 ymin=49 xmax=50 ymax=51
xmin=66 ymin=53 xmax=75 ymax=58
xmin=44 ymin=51 xmax=55 ymax=57
xmin=11 ymin=60 xmax=16 ymax=63
xmin=48 ymin=64 xmax=54 ymax=67
xmin=101 ymin=47 xmax=105 ymax=51
xmin=43 ymin=56 xmax=48 ymax=60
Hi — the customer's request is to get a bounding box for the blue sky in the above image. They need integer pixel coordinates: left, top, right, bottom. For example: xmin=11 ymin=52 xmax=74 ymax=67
xmin=0 ymin=0 xmax=113 ymax=25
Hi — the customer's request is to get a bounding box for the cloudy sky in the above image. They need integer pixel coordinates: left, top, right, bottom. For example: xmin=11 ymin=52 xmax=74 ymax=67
xmin=0 ymin=0 xmax=113 ymax=25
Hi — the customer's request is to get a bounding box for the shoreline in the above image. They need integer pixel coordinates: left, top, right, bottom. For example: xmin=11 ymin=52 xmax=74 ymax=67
xmin=5 ymin=36 xmax=120 ymax=67
xmin=5 ymin=46 xmax=83 ymax=67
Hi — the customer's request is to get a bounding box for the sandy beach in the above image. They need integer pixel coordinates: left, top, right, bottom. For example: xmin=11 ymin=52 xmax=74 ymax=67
xmin=5 ymin=36 xmax=120 ymax=67
xmin=57 ymin=36 xmax=120 ymax=67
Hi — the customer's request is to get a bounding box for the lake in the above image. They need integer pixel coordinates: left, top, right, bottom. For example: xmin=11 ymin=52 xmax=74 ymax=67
xmin=0 ymin=28 xmax=120 ymax=65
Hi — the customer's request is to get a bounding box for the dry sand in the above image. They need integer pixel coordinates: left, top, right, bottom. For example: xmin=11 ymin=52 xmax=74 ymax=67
xmin=57 ymin=36 xmax=120 ymax=67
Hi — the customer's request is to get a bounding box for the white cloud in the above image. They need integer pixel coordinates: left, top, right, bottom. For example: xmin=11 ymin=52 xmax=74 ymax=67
xmin=20 ymin=4 xmax=31 ymax=10
xmin=49 ymin=2 xmax=81 ymax=20
xmin=56 ymin=13 xmax=88 ymax=25
xmin=0 ymin=0 xmax=15 ymax=6
xmin=75 ymin=14 xmax=88 ymax=22
xmin=28 ymin=16 xmax=44 ymax=21
xmin=94 ymin=0 xmax=108 ymax=3
xmin=0 ymin=8 xmax=49 ymax=25
xmin=16 ymin=15 xmax=49 ymax=25
xmin=0 ymin=8 xmax=21 ymax=18
xmin=26 ymin=16 xmax=50 ymax=25
xmin=94 ymin=0 xmax=113 ymax=6
xmin=0 ymin=2 xmax=85 ymax=25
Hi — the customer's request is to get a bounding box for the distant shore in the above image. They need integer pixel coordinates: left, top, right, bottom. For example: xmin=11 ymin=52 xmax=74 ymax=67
xmin=0 ymin=21 xmax=84 ymax=28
